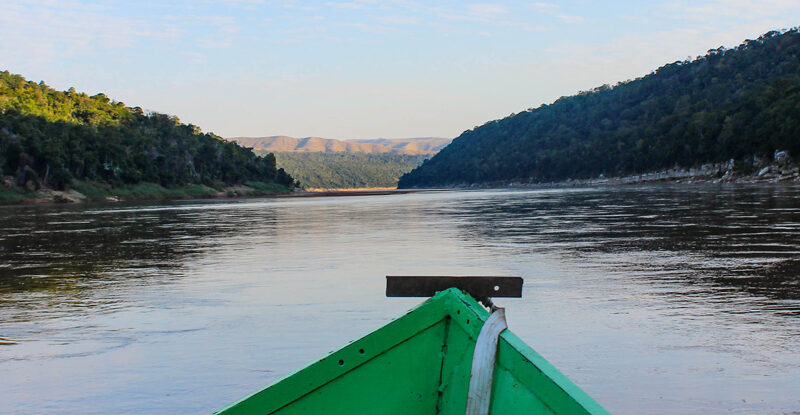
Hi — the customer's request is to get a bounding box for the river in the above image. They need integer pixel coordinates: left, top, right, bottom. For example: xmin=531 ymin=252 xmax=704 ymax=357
xmin=1 ymin=185 xmax=799 ymax=414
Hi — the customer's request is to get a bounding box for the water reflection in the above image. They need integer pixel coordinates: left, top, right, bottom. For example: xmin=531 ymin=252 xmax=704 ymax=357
xmin=0 ymin=187 xmax=799 ymax=414
xmin=0 ymin=200 xmax=278 ymax=322
xmin=439 ymin=185 xmax=800 ymax=304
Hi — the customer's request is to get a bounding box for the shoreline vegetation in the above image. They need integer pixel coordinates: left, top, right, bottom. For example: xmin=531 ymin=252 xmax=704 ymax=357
xmin=271 ymin=152 xmax=429 ymax=189
xmin=399 ymin=29 xmax=800 ymax=189
xmin=5 ymin=30 xmax=800 ymax=205
xmin=0 ymin=71 xmax=297 ymax=206
xmin=0 ymin=180 xmax=292 ymax=205
xmin=4 ymin=157 xmax=797 ymax=206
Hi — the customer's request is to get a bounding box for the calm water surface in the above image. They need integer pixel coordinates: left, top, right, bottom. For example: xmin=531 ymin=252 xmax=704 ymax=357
xmin=1 ymin=185 xmax=799 ymax=414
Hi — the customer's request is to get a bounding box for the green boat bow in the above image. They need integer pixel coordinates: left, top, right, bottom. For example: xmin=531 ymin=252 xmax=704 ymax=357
xmin=216 ymin=288 xmax=609 ymax=414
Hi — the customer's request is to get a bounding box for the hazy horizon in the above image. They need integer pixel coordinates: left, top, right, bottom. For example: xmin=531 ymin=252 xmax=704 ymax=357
xmin=228 ymin=134 xmax=450 ymax=141
xmin=3 ymin=0 xmax=800 ymax=140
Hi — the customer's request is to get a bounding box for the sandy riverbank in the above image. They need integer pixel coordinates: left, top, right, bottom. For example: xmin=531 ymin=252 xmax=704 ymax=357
xmin=285 ymin=188 xmax=428 ymax=198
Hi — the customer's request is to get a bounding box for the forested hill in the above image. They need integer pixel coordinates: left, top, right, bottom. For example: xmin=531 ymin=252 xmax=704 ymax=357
xmin=399 ymin=29 xmax=800 ymax=188
xmin=235 ymin=136 xmax=448 ymax=189
xmin=0 ymin=71 xmax=294 ymax=194
xmin=274 ymin=152 xmax=427 ymax=189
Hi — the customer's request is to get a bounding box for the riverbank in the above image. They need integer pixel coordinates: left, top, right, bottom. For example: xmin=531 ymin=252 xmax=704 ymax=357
xmin=288 ymin=188 xmax=425 ymax=198
xmin=6 ymin=159 xmax=798 ymax=206
xmin=432 ymin=159 xmax=800 ymax=190
xmin=0 ymin=182 xmax=435 ymax=205
xmin=303 ymin=186 xmax=396 ymax=192
xmin=0 ymin=180 xmax=293 ymax=205
xmin=571 ymin=160 xmax=800 ymax=186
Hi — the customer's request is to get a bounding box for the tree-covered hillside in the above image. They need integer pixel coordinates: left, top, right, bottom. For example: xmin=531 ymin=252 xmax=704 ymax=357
xmin=273 ymin=152 xmax=427 ymax=189
xmin=0 ymin=71 xmax=294 ymax=193
xmin=399 ymin=29 xmax=800 ymax=188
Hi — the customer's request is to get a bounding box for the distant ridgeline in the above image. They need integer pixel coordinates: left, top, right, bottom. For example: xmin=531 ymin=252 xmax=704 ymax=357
xmin=399 ymin=29 xmax=800 ymax=188
xmin=0 ymin=71 xmax=295 ymax=194
xmin=230 ymin=136 xmax=451 ymax=155
xmin=274 ymin=152 xmax=428 ymax=189
xmin=230 ymin=136 xmax=450 ymax=189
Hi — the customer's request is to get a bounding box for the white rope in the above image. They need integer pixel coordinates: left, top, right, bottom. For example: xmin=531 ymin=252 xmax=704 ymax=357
xmin=465 ymin=308 xmax=507 ymax=415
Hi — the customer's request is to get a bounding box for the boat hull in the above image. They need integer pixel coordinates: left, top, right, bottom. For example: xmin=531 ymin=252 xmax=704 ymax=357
xmin=216 ymin=288 xmax=609 ymax=414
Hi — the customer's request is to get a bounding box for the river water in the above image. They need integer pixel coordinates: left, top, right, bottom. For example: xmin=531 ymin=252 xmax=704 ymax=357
xmin=1 ymin=185 xmax=799 ymax=414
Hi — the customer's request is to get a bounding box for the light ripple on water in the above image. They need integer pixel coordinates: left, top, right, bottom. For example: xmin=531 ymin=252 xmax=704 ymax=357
xmin=0 ymin=184 xmax=799 ymax=414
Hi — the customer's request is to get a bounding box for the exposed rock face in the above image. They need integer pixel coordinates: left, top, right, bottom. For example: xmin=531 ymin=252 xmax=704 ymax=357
xmin=774 ymin=150 xmax=789 ymax=162
xmin=37 ymin=189 xmax=88 ymax=203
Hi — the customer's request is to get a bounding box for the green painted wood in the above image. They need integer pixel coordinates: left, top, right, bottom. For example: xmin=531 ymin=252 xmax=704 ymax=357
xmin=444 ymin=289 xmax=610 ymax=415
xmin=215 ymin=288 xmax=610 ymax=415
xmin=490 ymin=365 xmax=555 ymax=414
xmin=435 ymin=316 xmax=474 ymax=415
xmin=217 ymin=291 xmax=450 ymax=415
xmin=273 ymin=322 xmax=446 ymax=415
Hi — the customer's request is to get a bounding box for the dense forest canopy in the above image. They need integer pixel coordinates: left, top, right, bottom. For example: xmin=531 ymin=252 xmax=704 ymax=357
xmin=0 ymin=71 xmax=294 ymax=191
xmin=273 ymin=152 xmax=427 ymax=189
xmin=399 ymin=28 xmax=800 ymax=188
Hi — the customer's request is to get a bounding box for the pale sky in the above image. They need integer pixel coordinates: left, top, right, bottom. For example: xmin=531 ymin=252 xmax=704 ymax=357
xmin=2 ymin=0 xmax=799 ymax=140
